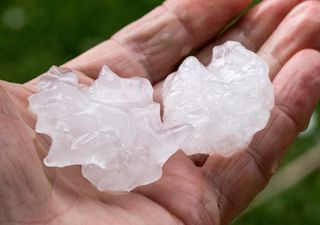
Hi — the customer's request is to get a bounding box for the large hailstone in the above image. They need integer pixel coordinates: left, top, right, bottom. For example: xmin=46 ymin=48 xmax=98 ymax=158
xmin=29 ymin=66 xmax=192 ymax=191
xmin=29 ymin=41 xmax=274 ymax=192
xmin=162 ymin=41 xmax=274 ymax=155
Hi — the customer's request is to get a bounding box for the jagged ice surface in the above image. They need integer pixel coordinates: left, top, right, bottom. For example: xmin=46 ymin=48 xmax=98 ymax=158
xmin=163 ymin=41 xmax=274 ymax=155
xmin=29 ymin=66 xmax=192 ymax=191
xmin=29 ymin=41 xmax=274 ymax=191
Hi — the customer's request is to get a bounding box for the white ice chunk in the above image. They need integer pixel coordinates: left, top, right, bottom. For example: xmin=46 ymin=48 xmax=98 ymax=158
xmin=29 ymin=41 xmax=274 ymax=192
xmin=162 ymin=41 xmax=274 ymax=155
xmin=29 ymin=65 xmax=192 ymax=191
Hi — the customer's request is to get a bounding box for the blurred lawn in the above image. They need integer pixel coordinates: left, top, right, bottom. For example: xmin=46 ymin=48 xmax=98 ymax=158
xmin=0 ymin=0 xmax=319 ymax=224
xmin=0 ymin=0 xmax=160 ymax=82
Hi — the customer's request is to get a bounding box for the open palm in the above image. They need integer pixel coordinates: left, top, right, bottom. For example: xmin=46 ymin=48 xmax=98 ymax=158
xmin=1 ymin=1 xmax=320 ymax=225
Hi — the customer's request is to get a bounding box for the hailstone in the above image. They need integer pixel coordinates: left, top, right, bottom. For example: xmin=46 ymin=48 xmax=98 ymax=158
xmin=162 ymin=41 xmax=274 ymax=155
xmin=29 ymin=66 xmax=192 ymax=191
xmin=29 ymin=41 xmax=274 ymax=191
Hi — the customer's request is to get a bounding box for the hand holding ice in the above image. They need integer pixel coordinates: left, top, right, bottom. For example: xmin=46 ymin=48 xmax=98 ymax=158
xmin=29 ymin=41 xmax=274 ymax=191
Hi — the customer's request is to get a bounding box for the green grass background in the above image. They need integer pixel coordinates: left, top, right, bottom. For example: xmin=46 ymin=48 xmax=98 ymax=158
xmin=1 ymin=0 xmax=319 ymax=224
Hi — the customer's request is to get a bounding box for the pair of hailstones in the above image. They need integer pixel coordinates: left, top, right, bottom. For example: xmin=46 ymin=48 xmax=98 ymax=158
xmin=29 ymin=41 xmax=274 ymax=191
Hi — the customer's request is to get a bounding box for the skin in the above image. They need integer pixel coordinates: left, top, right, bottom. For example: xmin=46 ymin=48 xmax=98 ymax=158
xmin=1 ymin=0 xmax=320 ymax=225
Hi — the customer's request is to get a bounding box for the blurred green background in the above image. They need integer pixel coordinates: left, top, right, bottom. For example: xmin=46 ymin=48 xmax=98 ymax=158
xmin=0 ymin=0 xmax=319 ymax=224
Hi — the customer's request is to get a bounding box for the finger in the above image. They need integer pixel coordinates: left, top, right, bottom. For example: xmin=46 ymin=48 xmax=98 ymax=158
xmin=203 ymin=49 xmax=320 ymax=224
xmin=65 ymin=0 xmax=251 ymax=82
xmin=153 ymin=0 xmax=315 ymax=104
xmin=196 ymin=0 xmax=304 ymax=65
xmin=252 ymin=49 xmax=320 ymax=168
xmin=0 ymin=86 xmax=52 ymax=221
xmin=258 ymin=1 xmax=320 ymax=80
xmin=135 ymin=150 xmax=220 ymax=225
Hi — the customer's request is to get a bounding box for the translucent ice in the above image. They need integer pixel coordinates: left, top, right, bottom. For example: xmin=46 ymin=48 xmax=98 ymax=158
xmin=163 ymin=41 xmax=274 ymax=155
xmin=29 ymin=66 xmax=192 ymax=191
xmin=29 ymin=41 xmax=274 ymax=191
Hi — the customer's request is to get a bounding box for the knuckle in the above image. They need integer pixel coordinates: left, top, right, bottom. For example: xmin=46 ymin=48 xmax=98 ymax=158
xmin=288 ymin=48 xmax=318 ymax=69
xmin=295 ymin=48 xmax=320 ymax=59
xmin=293 ymin=49 xmax=320 ymax=90
xmin=276 ymin=49 xmax=320 ymax=131
xmin=294 ymin=49 xmax=320 ymax=73
xmin=293 ymin=1 xmax=320 ymax=23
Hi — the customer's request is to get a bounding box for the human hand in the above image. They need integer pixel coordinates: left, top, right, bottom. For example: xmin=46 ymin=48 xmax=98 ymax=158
xmin=1 ymin=0 xmax=320 ymax=225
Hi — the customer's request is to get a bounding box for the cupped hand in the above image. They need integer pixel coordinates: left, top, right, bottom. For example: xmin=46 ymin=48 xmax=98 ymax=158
xmin=1 ymin=1 xmax=320 ymax=225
